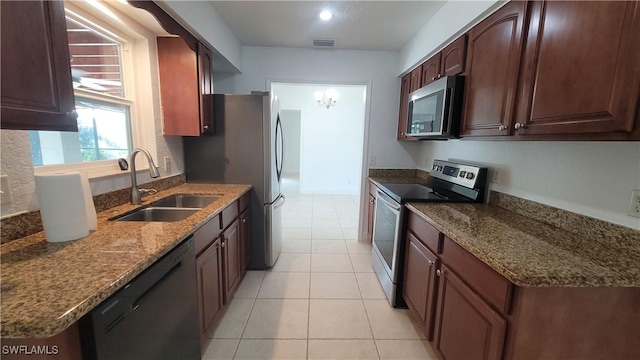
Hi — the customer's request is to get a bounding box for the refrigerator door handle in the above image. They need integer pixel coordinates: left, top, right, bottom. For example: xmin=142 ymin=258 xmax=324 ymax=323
xmin=275 ymin=114 xmax=284 ymax=183
xmin=265 ymin=193 xmax=285 ymax=207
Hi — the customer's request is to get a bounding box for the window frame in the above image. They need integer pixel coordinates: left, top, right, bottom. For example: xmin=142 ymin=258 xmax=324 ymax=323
xmin=33 ymin=0 xmax=158 ymax=179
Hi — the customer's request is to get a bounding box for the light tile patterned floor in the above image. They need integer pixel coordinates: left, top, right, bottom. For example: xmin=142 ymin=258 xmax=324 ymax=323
xmin=203 ymin=191 xmax=437 ymax=359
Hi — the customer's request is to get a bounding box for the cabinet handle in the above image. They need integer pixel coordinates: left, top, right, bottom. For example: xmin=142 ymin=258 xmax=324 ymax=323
xmin=66 ymin=110 xmax=78 ymax=119
xmin=436 ymin=269 xmax=442 ymax=276
xmin=514 ymin=122 xmax=526 ymax=130
xmin=498 ymin=125 xmax=507 ymax=131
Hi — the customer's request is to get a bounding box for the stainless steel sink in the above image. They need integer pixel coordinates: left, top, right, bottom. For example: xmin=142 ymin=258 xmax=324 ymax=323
xmin=113 ymin=207 xmax=200 ymax=222
xmin=149 ymin=194 xmax=219 ymax=209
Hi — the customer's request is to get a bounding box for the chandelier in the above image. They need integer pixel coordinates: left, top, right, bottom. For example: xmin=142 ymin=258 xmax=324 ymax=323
xmin=314 ymin=88 xmax=339 ymax=109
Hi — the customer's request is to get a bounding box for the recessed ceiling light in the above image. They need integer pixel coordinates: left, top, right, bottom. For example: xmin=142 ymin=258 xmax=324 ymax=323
xmin=319 ymin=10 xmax=333 ymax=21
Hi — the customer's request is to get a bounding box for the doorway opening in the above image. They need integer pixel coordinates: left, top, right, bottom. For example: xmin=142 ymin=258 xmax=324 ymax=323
xmin=271 ymin=82 xmax=368 ymax=243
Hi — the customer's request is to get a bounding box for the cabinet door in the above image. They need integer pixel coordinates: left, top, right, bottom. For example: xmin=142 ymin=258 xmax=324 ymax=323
xmin=440 ymin=35 xmax=467 ymax=77
xmin=196 ymin=239 xmax=223 ymax=340
xmin=157 ymin=37 xmax=200 ymax=136
xmin=223 ymin=219 xmax=241 ymax=302
xmin=403 ymin=231 xmax=439 ymax=340
xmin=421 ymin=54 xmax=442 ymax=86
xmin=397 ymin=74 xmax=416 ymax=141
xmin=409 ymin=66 xmax=423 ymax=92
xmin=461 ymin=1 xmax=527 ymax=137
xmin=239 ymin=209 xmax=251 ymax=272
xmin=515 ymin=1 xmax=640 ymax=136
xmin=198 ymin=42 xmax=214 ymax=134
xmin=1 ymin=0 xmax=77 ymax=131
xmin=434 ymin=265 xmax=506 ymax=360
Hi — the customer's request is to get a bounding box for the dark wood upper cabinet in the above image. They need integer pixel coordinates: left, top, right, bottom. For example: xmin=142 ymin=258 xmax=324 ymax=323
xmin=461 ymin=1 xmax=527 ymax=137
xmin=440 ymin=35 xmax=467 ymax=77
xmin=1 ymin=0 xmax=77 ymax=132
xmin=397 ymin=73 xmax=416 ymax=141
xmin=157 ymin=37 xmax=214 ymax=136
xmin=421 ymin=55 xmax=441 ymax=87
xmin=198 ymin=42 xmax=214 ymax=134
xmin=409 ymin=66 xmax=423 ymax=92
xmin=514 ymin=1 xmax=640 ymax=136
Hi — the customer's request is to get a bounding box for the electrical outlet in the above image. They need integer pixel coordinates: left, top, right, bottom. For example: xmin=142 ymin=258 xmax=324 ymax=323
xmin=163 ymin=156 xmax=171 ymax=174
xmin=0 ymin=175 xmax=11 ymax=205
xmin=369 ymin=156 xmax=376 ymax=166
xmin=629 ymin=190 xmax=640 ymax=218
xmin=492 ymin=169 xmax=500 ymax=184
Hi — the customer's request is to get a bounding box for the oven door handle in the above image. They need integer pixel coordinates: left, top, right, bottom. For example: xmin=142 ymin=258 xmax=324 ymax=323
xmin=375 ymin=189 xmax=402 ymax=212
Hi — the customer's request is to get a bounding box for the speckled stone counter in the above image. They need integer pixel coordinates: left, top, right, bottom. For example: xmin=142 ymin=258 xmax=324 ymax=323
xmin=1 ymin=183 xmax=251 ymax=338
xmin=406 ymin=202 xmax=640 ymax=287
xmin=368 ymin=169 xmax=429 ymax=186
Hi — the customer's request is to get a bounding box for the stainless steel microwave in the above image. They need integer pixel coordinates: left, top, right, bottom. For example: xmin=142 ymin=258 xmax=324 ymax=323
xmin=406 ymin=75 xmax=464 ymax=139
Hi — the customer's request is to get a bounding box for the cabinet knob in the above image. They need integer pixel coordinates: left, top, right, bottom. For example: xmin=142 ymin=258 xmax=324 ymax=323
xmin=514 ymin=122 xmax=526 ymax=130
xmin=400 ymin=132 xmax=405 ymax=136
xmin=428 ymin=260 xmax=434 ymax=266
xmin=242 ymin=218 xmax=246 ymax=223
xmin=436 ymin=269 xmax=442 ymax=276
xmin=221 ymin=240 xmax=226 ymax=248
xmin=203 ymin=125 xmax=209 ymax=130
xmin=498 ymin=125 xmax=507 ymax=131
xmin=66 ymin=110 xmax=78 ymax=119
xmin=437 ymin=74 xmax=441 ymax=79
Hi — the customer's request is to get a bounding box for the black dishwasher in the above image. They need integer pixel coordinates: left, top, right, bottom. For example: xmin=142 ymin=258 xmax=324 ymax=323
xmin=80 ymin=238 xmax=200 ymax=360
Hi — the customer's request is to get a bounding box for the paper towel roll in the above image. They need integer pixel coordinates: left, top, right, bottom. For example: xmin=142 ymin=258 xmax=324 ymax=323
xmin=35 ymin=172 xmax=89 ymax=242
xmin=80 ymin=172 xmax=97 ymax=231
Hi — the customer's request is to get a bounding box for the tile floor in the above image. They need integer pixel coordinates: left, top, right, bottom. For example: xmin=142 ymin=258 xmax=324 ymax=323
xmin=202 ymin=189 xmax=437 ymax=359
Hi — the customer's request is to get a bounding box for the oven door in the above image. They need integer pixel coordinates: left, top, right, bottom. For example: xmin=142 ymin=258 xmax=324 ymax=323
xmin=372 ymin=188 xmax=402 ymax=282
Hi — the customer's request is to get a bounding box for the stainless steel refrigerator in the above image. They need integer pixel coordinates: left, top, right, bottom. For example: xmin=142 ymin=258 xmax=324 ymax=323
xmin=183 ymin=93 xmax=284 ymax=269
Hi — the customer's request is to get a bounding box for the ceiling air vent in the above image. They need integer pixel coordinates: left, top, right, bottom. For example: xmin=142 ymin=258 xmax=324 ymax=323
xmin=313 ymin=38 xmax=336 ymax=48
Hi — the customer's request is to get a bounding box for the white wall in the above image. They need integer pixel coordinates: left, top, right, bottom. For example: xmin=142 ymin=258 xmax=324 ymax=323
xmin=273 ymin=84 xmax=366 ymax=195
xmin=417 ymin=141 xmax=640 ymax=230
xmin=214 ymin=46 xmax=421 ymax=171
xmin=279 ymin=110 xmax=301 ymax=175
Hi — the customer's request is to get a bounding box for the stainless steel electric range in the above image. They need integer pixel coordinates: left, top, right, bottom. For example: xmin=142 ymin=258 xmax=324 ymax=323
xmin=371 ymin=159 xmax=488 ymax=306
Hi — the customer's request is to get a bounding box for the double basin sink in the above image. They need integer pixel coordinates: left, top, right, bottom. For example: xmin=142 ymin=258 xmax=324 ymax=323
xmin=112 ymin=194 xmax=219 ymax=222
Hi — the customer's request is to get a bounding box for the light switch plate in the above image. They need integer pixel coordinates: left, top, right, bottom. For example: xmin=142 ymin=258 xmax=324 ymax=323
xmin=0 ymin=175 xmax=11 ymax=205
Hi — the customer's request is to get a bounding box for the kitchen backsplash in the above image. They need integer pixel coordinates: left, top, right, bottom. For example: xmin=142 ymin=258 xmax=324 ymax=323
xmin=0 ymin=174 xmax=185 ymax=244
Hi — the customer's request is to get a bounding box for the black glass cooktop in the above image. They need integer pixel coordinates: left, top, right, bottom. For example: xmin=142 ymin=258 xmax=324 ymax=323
xmin=377 ymin=183 xmax=449 ymax=203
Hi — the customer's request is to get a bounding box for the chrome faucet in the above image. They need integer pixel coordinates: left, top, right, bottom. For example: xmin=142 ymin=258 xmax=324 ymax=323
xmin=129 ymin=148 xmax=160 ymax=205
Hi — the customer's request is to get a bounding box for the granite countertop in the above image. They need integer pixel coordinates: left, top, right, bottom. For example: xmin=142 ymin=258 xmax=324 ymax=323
xmin=0 ymin=183 xmax=251 ymax=338
xmin=406 ymin=202 xmax=640 ymax=288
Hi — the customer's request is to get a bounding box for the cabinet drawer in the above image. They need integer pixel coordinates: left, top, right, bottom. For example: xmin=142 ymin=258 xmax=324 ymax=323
xmin=221 ymin=201 xmax=239 ymax=230
xmin=407 ymin=211 xmax=442 ymax=254
xmin=193 ymin=214 xmax=221 ymax=256
xmin=442 ymin=236 xmax=512 ymax=315
xmin=239 ymin=192 xmax=250 ymax=212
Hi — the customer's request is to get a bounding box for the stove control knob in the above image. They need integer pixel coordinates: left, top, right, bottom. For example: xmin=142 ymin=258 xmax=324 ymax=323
xmin=466 ymin=172 xmax=475 ymax=180
xmin=459 ymin=171 xmax=466 ymax=178
xmin=432 ymin=165 xmax=438 ymax=171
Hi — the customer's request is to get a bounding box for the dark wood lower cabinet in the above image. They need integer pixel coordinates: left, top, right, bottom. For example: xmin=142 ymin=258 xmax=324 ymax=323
xmin=196 ymin=239 xmax=223 ymax=343
xmin=403 ymin=231 xmax=439 ymax=339
xmin=434 ymin=265 xmax=507 ymax=360
xmin=239 ymin=209 xmax=251 ymax=271
xmin=222 ymin=219 xmax=241 ymax=302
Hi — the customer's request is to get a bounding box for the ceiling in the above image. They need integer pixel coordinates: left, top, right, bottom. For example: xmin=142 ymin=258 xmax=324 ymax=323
xmin=209 ymin=1 xmax=446 ymax=51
